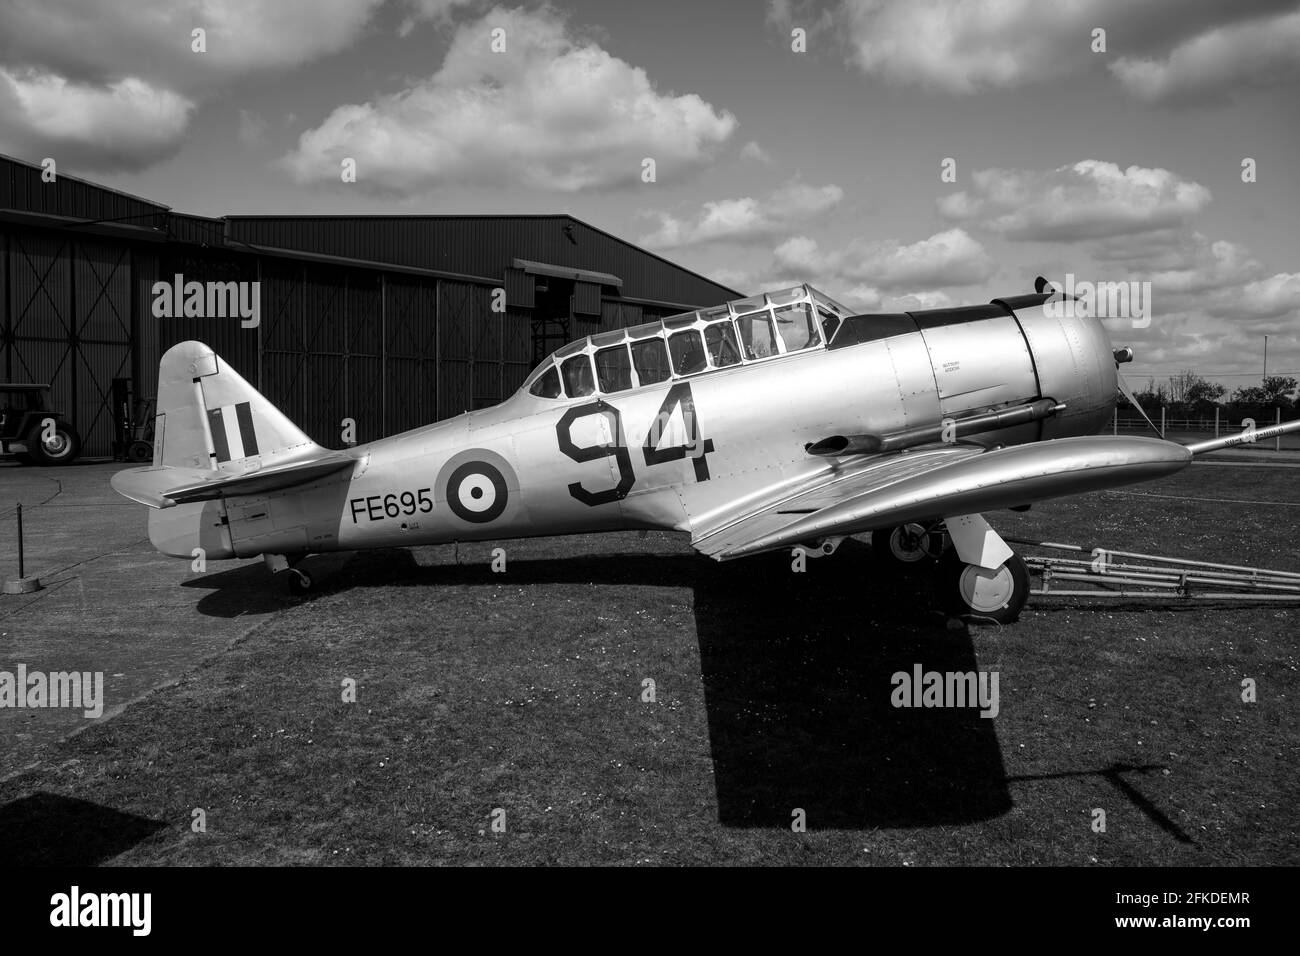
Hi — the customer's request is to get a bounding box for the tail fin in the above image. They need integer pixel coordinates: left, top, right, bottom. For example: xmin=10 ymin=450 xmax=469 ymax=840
xmin=112 ymin=342 xmax=353 ymax=516
xmin=153 ymin=340 xmax=316 ymax=471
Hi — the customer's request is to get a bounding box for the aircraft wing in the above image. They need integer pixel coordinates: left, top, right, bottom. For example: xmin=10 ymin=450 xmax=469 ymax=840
xmin=692 ymin=435 xmax=1192 ymax=560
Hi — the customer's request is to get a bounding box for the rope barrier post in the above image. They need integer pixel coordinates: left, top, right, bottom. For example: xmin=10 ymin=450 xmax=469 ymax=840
xmin=4 ymin=501 xmax=43 ymax=594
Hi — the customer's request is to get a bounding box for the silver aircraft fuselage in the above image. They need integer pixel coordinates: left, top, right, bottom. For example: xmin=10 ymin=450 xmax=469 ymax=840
xmin=145 ymin=285 xmax=1119 ymax=561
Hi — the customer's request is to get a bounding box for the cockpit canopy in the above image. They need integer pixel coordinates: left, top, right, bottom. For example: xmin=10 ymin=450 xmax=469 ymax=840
xmin=521 ymin=284 xmax=851 ymax=400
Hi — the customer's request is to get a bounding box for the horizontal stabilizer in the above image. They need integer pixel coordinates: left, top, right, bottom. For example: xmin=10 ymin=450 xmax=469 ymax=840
xmin=112 ymin=453 xmax=355 ymax=509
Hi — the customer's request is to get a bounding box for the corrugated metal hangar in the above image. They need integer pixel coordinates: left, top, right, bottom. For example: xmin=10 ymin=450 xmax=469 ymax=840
xmin=0 ymin=153 xmax=738 ymax=457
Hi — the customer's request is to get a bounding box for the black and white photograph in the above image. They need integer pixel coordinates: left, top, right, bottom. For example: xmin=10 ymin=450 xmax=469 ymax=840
xmin=0 ymin=0 xmax=1296 ymax=932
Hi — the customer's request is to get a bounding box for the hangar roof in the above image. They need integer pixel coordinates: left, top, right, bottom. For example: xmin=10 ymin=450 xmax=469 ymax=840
xmin=0 ymin=153 xmax=739 ymax=308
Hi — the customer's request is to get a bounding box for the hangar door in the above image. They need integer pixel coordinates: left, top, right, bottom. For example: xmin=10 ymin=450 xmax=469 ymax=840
xmin=3 ymin=231 xmax=135 ymax=457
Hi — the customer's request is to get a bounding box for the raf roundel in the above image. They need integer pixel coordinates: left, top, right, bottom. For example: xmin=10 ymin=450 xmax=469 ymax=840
xmin=445 ymin=460 xmax=509 ymax=523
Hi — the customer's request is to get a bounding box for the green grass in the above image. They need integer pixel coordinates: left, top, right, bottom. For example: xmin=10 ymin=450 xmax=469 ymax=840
xmin=2 ymin=465 xmax=1297 ymax=865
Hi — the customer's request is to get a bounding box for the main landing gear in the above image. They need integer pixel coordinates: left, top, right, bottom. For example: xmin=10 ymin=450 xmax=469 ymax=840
xmin=937 ymin=549 xmax=1030 ymax=624
xmin=264 ymin=553 xmax=315 ymax=595
xmin=871 ymin=515 xmax=1031 ymax=624
xmin=871 ymin=523 xmax=947 ymax=567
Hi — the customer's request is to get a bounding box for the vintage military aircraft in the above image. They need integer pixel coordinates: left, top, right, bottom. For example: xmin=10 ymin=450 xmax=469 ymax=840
xmin=112 ymin=282 xmax=1300 ymax=622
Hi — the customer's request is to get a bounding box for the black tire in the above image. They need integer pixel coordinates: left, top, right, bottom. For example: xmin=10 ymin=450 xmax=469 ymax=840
xmin=126 ymin=439 xmax=153 ymax=462
xmin=872 ymin=523 xmax=942 ymax=570
xmin=26 ymin=421 xmax=81 ymax=466
xmin=287 ymin=570 xmax=313 ymax=596
xmin=938 ymin=549 xmax=1030 ymax=624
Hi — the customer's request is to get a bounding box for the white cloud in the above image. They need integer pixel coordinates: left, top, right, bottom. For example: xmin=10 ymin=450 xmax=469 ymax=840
xmin=398 ymin=0 xmax=485 ymax=35
xmin=237 ymin=108 xmax=269 ymax=146
xmin=770 ymin=227 xmax=994 ymax=292
xmin=1111 ymin=9 xmax=1300 ymax=104
xmin=1148 ymin=238 xmax=1261 ymax=296
xmin=889 ymin=290 xmax=958 ymax=311
xmin=639 ymin=178 xmax=842 ymax=248
xmin=0 ymin=0 xmax=385 ymax=170
xmin=0 ymin=0 xmax=384 ymax=88
xmin=844 ymin=228 xmax=995 ymax=289
xmin=940 ymin=160 xmax=1212 ymax=241
xmin=740 ymin=140 xmax=773 ymax=164
xmin=778 ymin=0 xmax=1298 ymax=103
xmin=772 ymin=234 xmax=823 ymax=273
xmin=834 ymin=0 xmax=1078 ymax=93
xmin=284 ymin=6 xmax=737 ymax=193
xmin=0 ymin=68 xmax=193 ymax=168
xmin=1222 ymin=273 xmax=1300 ymax=320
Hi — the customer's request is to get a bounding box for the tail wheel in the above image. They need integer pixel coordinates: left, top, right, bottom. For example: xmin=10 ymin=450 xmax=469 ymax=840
xmin=126 ymin=439 xmax=153 ymax=462
xmin=26 ymin=422 xmax=81 ymax=466
xmin=872 ymin=523 xmax=944 ymax=568
xmin=286 ymin=569 xmax=314 ymax=596
xmin=939 ymin=550 xmax=1030 ymax=624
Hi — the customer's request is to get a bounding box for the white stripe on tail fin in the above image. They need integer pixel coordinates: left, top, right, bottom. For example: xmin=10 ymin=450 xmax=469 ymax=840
xmin=112 ymin=343 xmax=354 ymax=545
xmin=153 ymin=341 xmax=317 ymax=471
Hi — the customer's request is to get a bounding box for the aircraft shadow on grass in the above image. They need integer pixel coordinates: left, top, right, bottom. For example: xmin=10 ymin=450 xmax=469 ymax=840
xmin=182 ymin=541 xmax=1185 ymax=836
xmin=0 ymin=792 xmax=167 ymax=866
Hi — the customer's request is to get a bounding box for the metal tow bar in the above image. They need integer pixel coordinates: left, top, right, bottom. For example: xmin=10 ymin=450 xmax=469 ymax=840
xmin=1003 ymin=537 xmax=1300 ymax=601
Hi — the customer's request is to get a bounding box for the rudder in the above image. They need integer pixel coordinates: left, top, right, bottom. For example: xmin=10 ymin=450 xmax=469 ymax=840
xmin=154 ymin=340 xmax=320 ymax=470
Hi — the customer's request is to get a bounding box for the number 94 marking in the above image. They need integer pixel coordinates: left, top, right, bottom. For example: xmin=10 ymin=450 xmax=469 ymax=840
xmin=556 ymin=382 xmax=713 ymax=507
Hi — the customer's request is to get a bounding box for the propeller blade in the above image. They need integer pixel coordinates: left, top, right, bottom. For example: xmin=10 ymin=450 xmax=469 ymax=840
xmin=1116 ymin=370 xmax=1161 ymax=436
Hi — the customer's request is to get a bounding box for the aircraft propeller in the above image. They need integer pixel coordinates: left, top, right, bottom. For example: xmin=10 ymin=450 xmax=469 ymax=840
xmin=1114 ymin=350 xmax=1161 ymax=436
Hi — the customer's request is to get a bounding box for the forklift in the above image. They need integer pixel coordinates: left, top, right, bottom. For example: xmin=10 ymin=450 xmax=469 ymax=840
xmin=112 ymin=377 xmax=156 ymax=463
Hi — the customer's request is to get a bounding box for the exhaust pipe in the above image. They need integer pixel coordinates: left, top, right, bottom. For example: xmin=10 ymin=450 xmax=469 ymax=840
xmin=808 ymin=398 xmax=1064 ymax=457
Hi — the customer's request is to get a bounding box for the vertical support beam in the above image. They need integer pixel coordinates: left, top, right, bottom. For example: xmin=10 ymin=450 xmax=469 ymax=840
xmin=1276 ymin=406 xmax=1282 ymax=452
xmin=255 ymin=256 xmax=263 ymax=390
xmin=434 ymin=278 xmax=441 ymax=422
xmin=342 ymin=270 xmax=349 ymax=445
xmin=380 ymin=272 xmax=387 ymax=438
xmin=128 ymin=246 xmax=138 ymax=405
xmin=68 ymin=239 xmax=77 ymax=437
xmin=1214 ymin=405 xmax=1220 ymax=437
xmin=1160 ymin=405 xmax=1166 ymax=438
xmin=3 ymin=230 xmax=10 ymax=381
xmin=1112 ymin=407 xmax=1117 ymax=435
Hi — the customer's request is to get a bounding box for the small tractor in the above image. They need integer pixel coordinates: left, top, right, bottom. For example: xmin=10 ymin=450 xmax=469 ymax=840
xmin=0 ymin=383 xmax=83 ymax=466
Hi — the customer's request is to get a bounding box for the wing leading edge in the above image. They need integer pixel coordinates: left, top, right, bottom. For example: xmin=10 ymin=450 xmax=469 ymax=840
xmin=693 ymin=436 xmax=1192 ymax=561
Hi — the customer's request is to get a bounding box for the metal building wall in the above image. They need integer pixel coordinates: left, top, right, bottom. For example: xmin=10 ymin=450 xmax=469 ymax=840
xmin=383 ymin=276 xmax=438 ymax=434
xmin=153 ymin=247 xmax=260 ymax=388
xmin=600 ymin=299 xmax=645 ymax=331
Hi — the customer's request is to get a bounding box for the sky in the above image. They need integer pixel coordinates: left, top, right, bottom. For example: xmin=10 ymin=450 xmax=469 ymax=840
xmin=1 ymin=0 xmax=1297 ymax=393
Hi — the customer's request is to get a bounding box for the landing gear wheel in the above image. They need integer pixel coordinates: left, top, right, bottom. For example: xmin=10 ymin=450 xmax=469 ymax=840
xmin=26 ymin=422 xmax=81 ymax=466
xmin=939 ymin=550 xmax=1030 ymax=624
xmin=126 ymin=439 xmax=153 ymax=462
xmin=286 ymin=569 xmax=313 ymax=596
xmin=872 ymin=523 xmax=944 ymax=569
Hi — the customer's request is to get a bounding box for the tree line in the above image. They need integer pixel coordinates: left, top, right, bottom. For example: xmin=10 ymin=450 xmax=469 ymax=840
xmin=1122 ymin=371 xmax=1297 ymax=415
